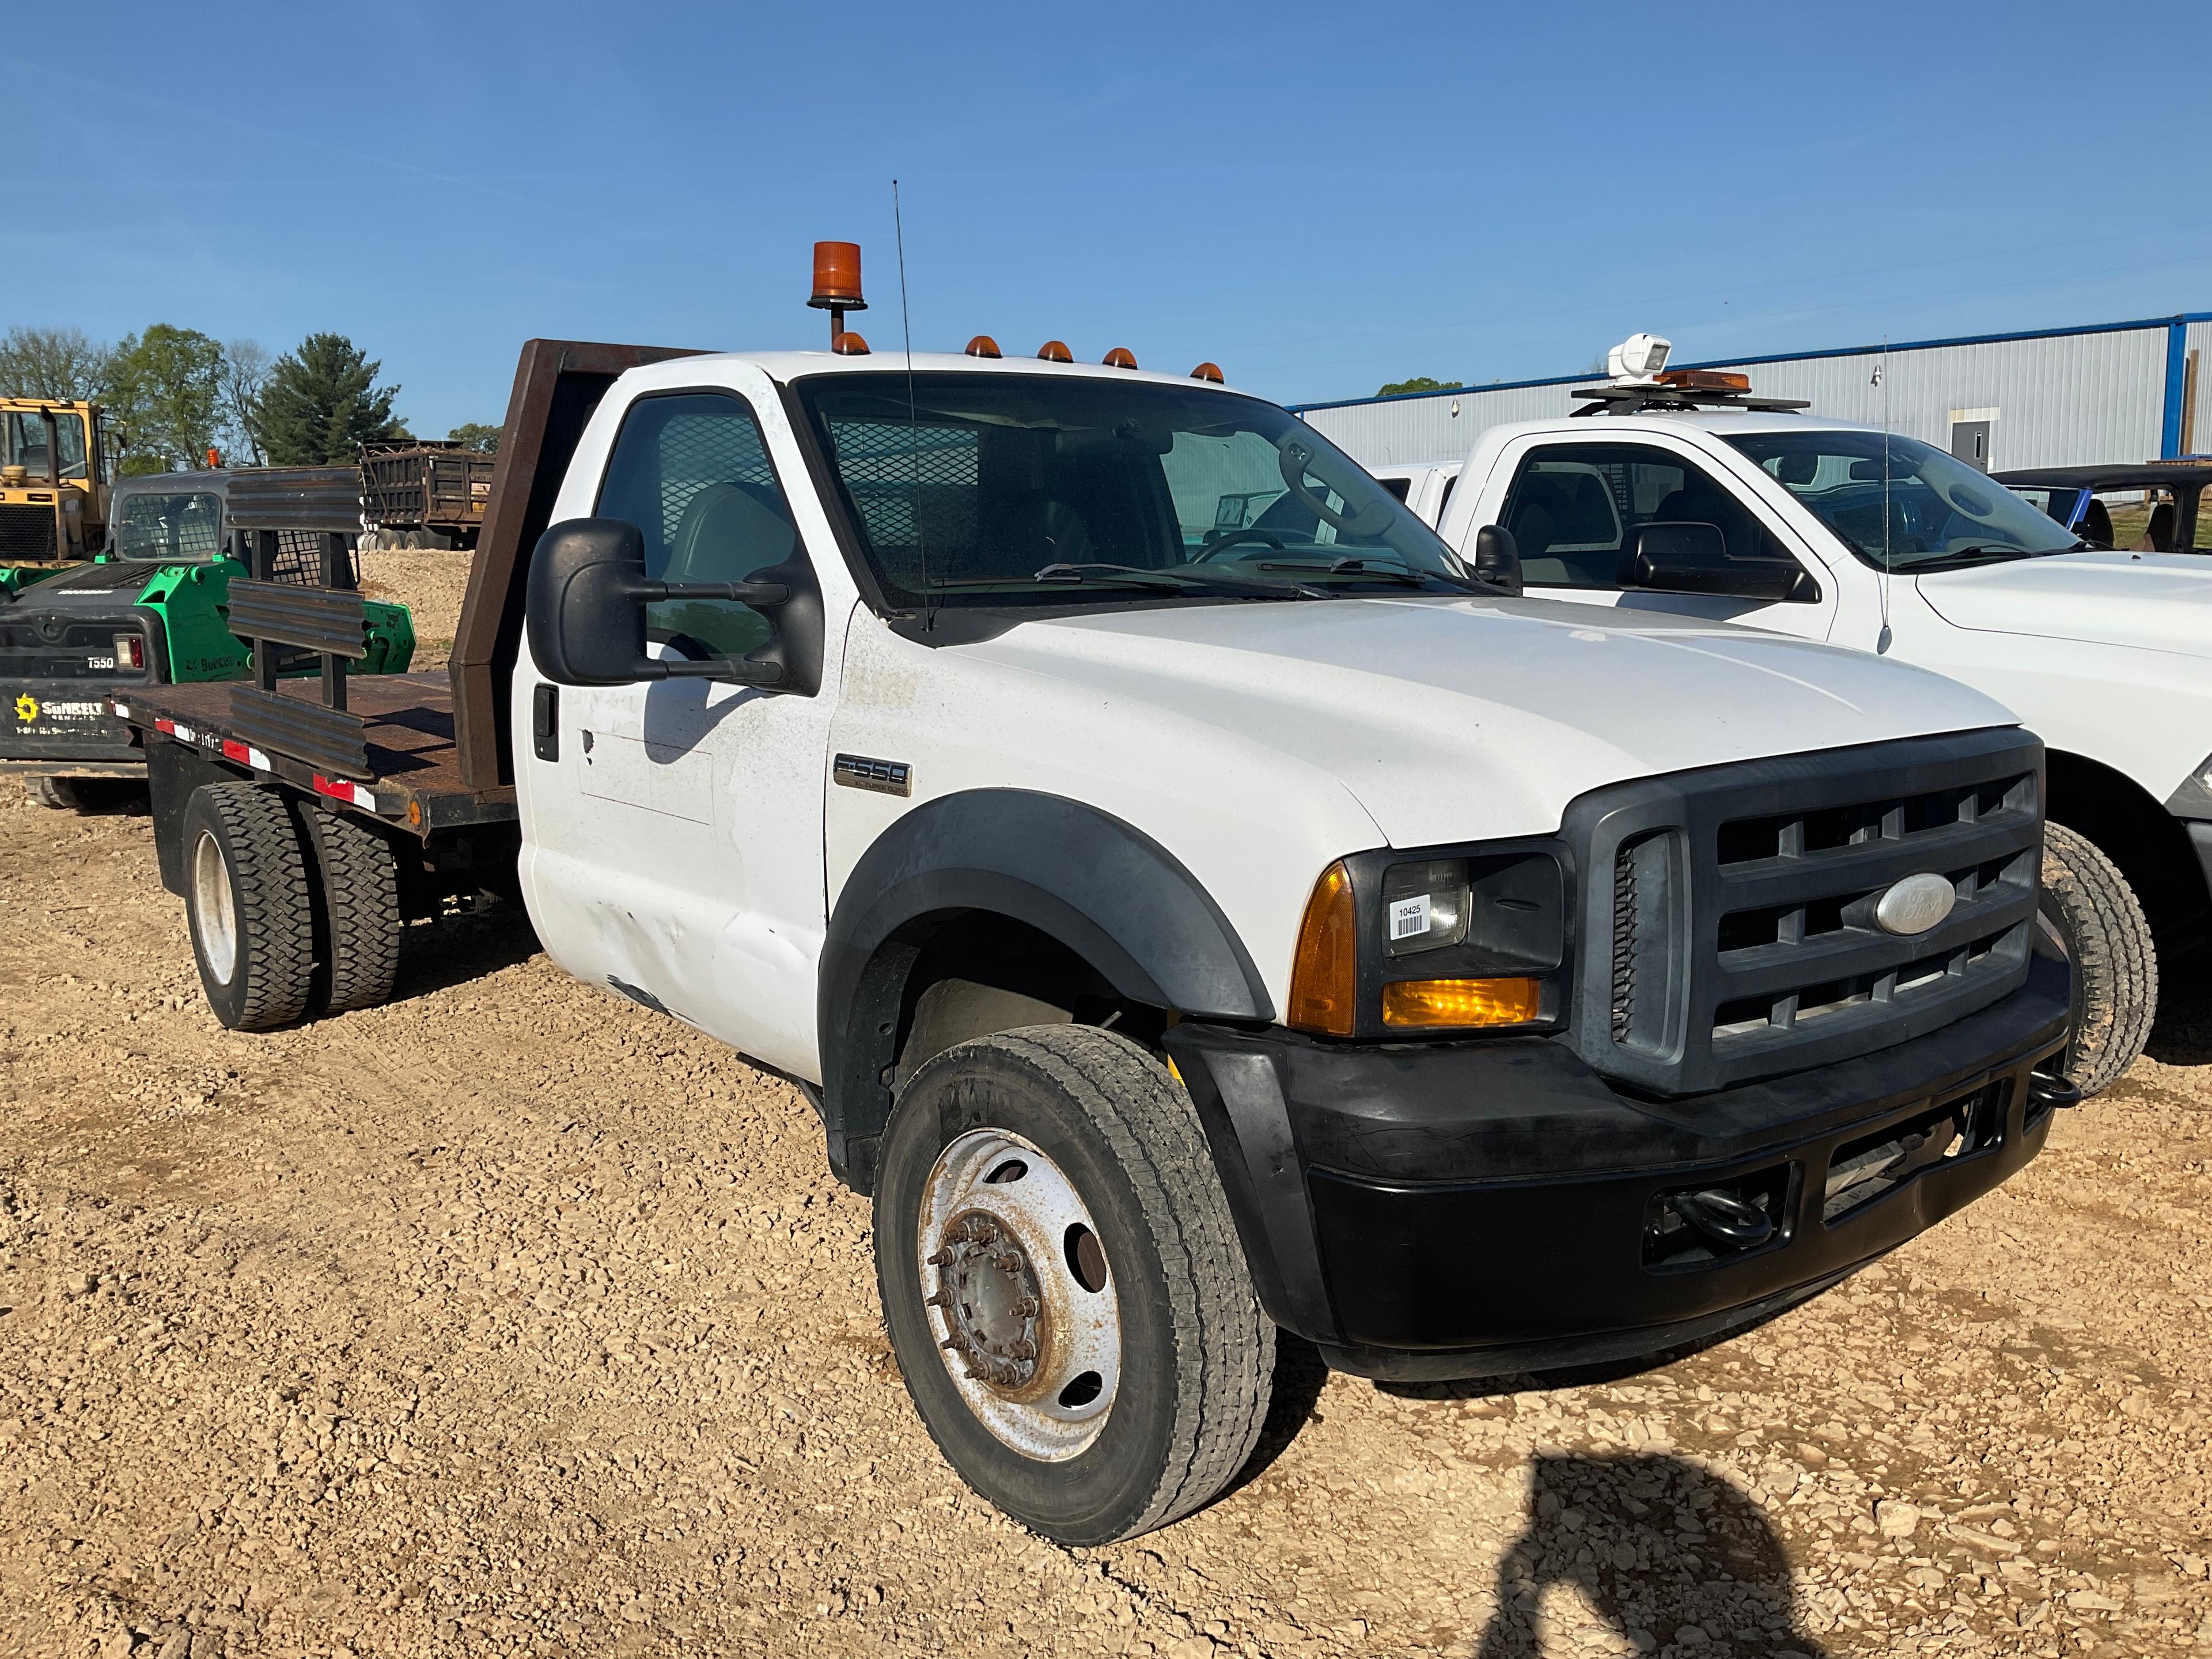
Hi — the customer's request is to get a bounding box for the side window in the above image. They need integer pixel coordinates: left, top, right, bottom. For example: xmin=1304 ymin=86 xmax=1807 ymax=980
xmin=1501 ymin=442 xmax=1803 ymax=592
xmin=1376 ymin=475 xmax=1412 ymax=503
xmin=595 ymin=392 xmax=800 ymax=661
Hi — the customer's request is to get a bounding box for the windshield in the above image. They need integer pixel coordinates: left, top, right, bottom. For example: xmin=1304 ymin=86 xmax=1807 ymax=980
xmin=1721 ymin=430 xmax=2081 ymax=571
xmin=3 ymin=410 xmax=87 ymax=482
xmin=794 ymin=372 xmax=1473 ymax=608
xmin=115 ymin=491 xmax=223 ymax=561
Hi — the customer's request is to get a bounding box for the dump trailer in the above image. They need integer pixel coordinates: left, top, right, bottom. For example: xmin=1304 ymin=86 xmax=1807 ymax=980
xmin=4 ymin=467 xmax=412 ymax=807
xmin=115 ymin=312 xmax=2074 ymax=1546
xmin=359 ymin=439 xmax=497 ymax=548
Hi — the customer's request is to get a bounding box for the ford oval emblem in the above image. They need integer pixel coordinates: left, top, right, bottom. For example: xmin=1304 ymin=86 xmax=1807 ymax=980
xmin=1875 ymin=872 xmax=1956 ymax=936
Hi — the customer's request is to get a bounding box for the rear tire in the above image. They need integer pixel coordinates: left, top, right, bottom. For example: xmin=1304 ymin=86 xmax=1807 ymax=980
xmin=181 ymin=783 xmax=315 ymax=1031
xmin=875 ymin=1025 xmax=1272 ymax=1545
xmin=2039 ymin=822 xmax=2157 ymax=1097
xmin=27 ymin=777 xmax=78 ymax=810
xmin=296 ymin=804 xmax=402 ymax=1013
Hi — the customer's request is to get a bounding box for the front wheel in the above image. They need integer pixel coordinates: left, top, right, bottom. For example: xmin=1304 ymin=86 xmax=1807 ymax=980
xmin=2039 ymin=822 xmax=2157 ymax=1097
xmin=875 ymin=1025 xmax=1273 ymax=1545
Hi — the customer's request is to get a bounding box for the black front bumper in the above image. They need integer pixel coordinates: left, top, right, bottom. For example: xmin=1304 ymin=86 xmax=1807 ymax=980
xmin=1163 ymin=953 xmax=2071 ymax=1380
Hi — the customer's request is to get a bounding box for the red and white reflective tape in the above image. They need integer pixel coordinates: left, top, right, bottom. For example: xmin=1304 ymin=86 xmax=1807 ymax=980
xmin=220 ymin=738 xmax=272 ymax=771
xmin=153 ymin=717 xmax=198 ymax=743
xmin=111 ymin=700 xmax=131 ymax=721
xmin=313 ymin=774 xmax=387 ymax=814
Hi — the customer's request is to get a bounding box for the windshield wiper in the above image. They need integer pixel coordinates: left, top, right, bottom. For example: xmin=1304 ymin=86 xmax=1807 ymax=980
xmin=1904 ymin=544 xmax=2045 ymax=571
xmin=1032 ymin=562 xmax=1331 ymax=600
xmin=1255 ymin=555 xmax=1486 ymax=592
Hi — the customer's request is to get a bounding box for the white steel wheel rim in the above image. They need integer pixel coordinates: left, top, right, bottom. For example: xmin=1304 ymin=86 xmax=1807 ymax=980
xmin=918 ymin=1128 xmax=1121 ymax=1461
xmin=190 ymin=828 xmax=238 ymax=986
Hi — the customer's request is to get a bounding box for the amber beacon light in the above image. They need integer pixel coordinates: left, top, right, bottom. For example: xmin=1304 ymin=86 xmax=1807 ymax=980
xmin=1287 ymin=861 xmax=1358 ymax=1036
xmin=809 ymin=241 xmax=868 ymax=346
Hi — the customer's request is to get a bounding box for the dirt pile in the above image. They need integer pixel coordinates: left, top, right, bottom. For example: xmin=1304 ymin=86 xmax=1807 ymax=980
xmin=0 ymin=790 xmax=2206 ymax=1658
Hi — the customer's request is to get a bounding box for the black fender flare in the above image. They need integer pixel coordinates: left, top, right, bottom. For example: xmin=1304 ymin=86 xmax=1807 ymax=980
xmin=817 ymin=789 xmax=1274 ymax=1188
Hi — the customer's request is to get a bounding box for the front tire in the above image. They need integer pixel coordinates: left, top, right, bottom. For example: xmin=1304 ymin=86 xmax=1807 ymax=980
xmin=182 ymin=783 xmax=315 ymax=1031
xmin=2039 ymin=822 xmax=2157 ymax=1097
xmin=875 ymin=1025 xmax=1272 ymax=1544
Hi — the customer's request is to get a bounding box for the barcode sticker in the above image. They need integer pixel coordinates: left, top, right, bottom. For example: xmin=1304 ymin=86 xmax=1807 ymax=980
xmin=1389 ymin=893 xmax=1432 ymax=941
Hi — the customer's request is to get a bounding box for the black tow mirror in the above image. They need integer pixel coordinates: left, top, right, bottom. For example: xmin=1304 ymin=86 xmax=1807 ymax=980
xmin=1622 ymin=521 xmax=1820 ymax=603
xmin=525 ymin=517 xmax=823 ymax=693
xmin=1472 ymin=524 xmax=1522 ymax=596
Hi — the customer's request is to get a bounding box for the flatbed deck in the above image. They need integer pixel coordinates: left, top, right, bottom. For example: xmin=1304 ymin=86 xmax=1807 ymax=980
xmin=115 ymin=673 xmax=516 ymax=834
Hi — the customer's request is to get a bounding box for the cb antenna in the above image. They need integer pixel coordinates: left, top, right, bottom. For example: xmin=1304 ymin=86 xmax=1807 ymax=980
xmin=1875 ymin=338 xmax=1893 ymax=653
xmin=893 ymin=179 xmax=934 ymax=631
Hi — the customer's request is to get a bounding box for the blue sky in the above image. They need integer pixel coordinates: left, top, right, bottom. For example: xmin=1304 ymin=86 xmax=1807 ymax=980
xmin=10 ymin=2 xmax=2210 ymax=437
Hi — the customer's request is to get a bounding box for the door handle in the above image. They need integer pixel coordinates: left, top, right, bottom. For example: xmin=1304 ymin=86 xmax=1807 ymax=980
xmin=532 ymin=683 xmax=559 ymax=762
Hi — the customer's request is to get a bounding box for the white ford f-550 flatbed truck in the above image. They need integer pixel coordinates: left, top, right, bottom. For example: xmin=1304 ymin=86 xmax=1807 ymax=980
xmin=115 ymin=299 xmax=2074 ymax=1544
xmin=1378 ymin=343 xmax=2212 ymax=1095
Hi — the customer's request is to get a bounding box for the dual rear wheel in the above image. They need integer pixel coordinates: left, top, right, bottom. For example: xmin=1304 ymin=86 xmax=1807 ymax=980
xmin=182 ymin=782 xmax=402 ymax=1030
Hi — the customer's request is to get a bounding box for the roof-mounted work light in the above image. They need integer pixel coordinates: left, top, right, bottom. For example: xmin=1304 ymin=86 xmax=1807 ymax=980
xmin=1607 ymin=333 xmax=1672 ymax=384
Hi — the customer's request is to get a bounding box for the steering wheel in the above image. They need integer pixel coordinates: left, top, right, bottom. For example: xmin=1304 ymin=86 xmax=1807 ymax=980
xmin=1276 ymin=436 xmax=1397 ymax=539
xmin=1194 ymin=528 xmax=1287 ymax=562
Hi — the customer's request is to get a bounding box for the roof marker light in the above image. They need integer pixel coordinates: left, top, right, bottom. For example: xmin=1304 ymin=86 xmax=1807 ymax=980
xmin=1102 ymin=347 xmax=1138 ymax=369
xmin=1037 ymin=340 xmax=1073 ymax=363
xmin=832 ymin=332 xmax=872 ymax=356
xmin=965 ymin=335 xmax=1002 ymax=358
xmin=1190 ymin=362 xmax=1225 ymax=384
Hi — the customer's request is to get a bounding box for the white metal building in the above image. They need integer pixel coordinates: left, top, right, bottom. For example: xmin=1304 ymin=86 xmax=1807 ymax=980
xmin=1293 ymin=313 xmax=2212 ymax=474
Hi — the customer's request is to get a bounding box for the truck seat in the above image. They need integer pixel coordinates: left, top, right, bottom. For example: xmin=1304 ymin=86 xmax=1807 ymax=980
xmin=664 ymin=482 xmax=796 ymax=582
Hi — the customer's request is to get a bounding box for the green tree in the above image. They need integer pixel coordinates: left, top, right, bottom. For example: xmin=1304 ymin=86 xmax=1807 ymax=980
xmin=107 ymin=325 xmax=226 ymax=475
xmin=259 ymin=333 xmax=403 ymax=464
xmin=447 ymin=421 xmax=502 ymax=455
xmin=1376 ymin=375 xmax=1462 ymax=397
xmin=0 ymin=327 xmax=113 ymax=401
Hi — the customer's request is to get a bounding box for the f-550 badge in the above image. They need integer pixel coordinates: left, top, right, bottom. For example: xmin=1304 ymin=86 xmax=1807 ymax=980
xmin=12 ymin=694 xmax=36 ymax=724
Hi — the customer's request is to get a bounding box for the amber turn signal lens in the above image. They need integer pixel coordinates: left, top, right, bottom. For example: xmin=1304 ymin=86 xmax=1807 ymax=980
xmin=1287 ymin=861 xmax=1358 ymax=1036
xmin=1102 ymin=346 xmax=1138 ymax=369
xmin=832 ymin=331 xmax=871 ymax=355
xmin=1037 ymin=339 xmax=1074 ymax=363
xmin=1381 ymin=976 xmax=1542 ymax=1029
xmin=1190 ymin=361 xmax=1225 ymax=383
xmin=965 ymin=335 xmax=1002 ymax=358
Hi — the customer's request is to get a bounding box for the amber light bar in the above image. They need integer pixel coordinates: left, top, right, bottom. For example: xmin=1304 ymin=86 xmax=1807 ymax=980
xmin=1381 ymin=976 xmax=1542 ymax=1029
xmin=1657 ymin=368 xmax=1751 ymax=392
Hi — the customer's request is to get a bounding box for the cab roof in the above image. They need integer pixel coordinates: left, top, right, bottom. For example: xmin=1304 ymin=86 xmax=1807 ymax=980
xmin=666 ymin=348 xmax=1244 ymax=397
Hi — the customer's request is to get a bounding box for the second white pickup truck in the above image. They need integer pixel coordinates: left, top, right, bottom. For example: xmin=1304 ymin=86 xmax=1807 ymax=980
xmin=1380 ymin=355 xmax=2212 ymax=1093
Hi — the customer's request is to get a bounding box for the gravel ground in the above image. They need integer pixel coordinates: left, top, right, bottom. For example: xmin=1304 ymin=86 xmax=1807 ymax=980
xmin=1 ymin=788 xmax=2207 ymax=1659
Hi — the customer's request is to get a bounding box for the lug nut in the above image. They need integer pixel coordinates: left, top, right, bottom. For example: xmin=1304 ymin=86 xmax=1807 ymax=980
xmin=1011 ymin=1296 xmax=1039 ymax=1317
xmin=926 ymin=1247 xmax=954 ymax=1267
xmin=925 ymin=1291 xmax=949 ymax=1309
xmin=993 ymin=1252 xmax=1021 ymax=1273
xmin=1007 ymin=1339 xmax=1037 ymax=1361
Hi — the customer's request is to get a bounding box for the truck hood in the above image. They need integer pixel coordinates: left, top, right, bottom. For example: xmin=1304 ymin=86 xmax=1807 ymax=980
xmin=1914 ymin=551 xmax=2212 ymax=658
xmin=960 ymin=595 xmax=2018 ymax=848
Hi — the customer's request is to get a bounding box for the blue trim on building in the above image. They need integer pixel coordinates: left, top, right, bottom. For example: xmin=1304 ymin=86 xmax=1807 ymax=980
xmin=1291 ymin=310 xmax=2212 ymax=415
xmin=2163 ymin=321 xmax=2190 ymax=459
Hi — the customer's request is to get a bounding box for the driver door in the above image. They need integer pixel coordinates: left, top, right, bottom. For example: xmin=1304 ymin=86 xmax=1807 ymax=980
xmin=1497 ymin=437 xmax=1835 ymax=642
xmin=516 ymin=380 xmax=840 ymax=1080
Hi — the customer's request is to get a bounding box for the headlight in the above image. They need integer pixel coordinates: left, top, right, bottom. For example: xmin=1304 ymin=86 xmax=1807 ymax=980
xmin=1287 ymin=843 xmax=1566 ymax=1037
xmin=1382 ymin=858 xmax=1469 ymax=956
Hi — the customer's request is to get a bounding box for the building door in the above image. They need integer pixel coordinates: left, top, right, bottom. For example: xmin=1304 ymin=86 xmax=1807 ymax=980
xmin=1949 ymin=420 xmax=1992 ymax=472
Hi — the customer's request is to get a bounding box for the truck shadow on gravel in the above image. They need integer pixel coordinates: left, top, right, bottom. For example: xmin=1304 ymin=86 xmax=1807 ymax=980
xmin=1466 ymin=1452 xmax=1831 ymax=1657
xmin=387 ymin=906 xmax=543 ymax=1006
xmin=2145 ymin=955 xmax=2212 ymax=1068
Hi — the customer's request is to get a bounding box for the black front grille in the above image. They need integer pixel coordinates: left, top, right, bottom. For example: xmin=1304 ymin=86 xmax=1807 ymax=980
xmin=1569 ymin=729 xmax=2043 ymax=1096
xmin=0 ymin=503 xmax=56 ymax=560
